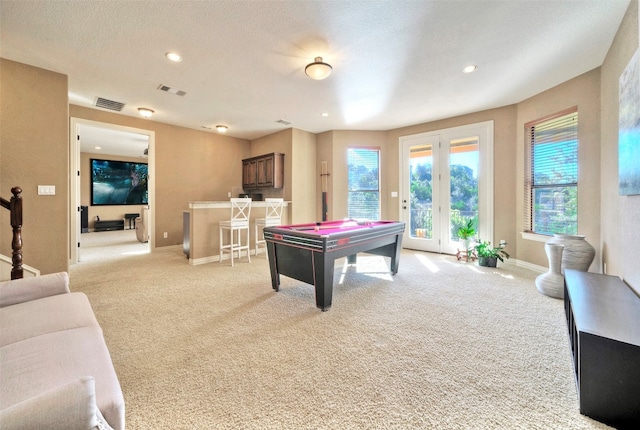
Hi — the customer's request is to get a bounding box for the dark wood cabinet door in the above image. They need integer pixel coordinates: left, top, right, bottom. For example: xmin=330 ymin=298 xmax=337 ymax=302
xmin=242 ymin=160 xmax=257 ymax=189
xmin=257 ymin=156 xmax=274 ymax=187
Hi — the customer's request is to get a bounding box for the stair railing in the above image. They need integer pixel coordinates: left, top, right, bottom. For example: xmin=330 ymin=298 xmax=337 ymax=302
xmin=0 ymin=187 xmax=23 ymax=279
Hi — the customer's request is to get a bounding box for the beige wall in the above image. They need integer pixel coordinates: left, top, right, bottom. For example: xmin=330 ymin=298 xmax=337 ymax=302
xmin=316 ymin=131 xmax=335 ymax=220
xmin=516 ymin=69 xmax=602 ymax=270
xmin=385 ymin=107 xmax=518 ymax=253
xmin=291 ymin=128 xmax=317 ymax=223
xmin=69 ymin=105 xmax=251 ymax=248
xmin=249 ymin=128 xmax=291 ymax=201
xmin=249 ymin=127 xmax=317 ymax=223
xmin=601 ymin=0 xmax=639 ymax=293
xmin=0 ymin=59 xmax=69 ymax=275
xmin=80 ymin=152 xmax=148 ymax=231
xmin=322 ymin=130 xmax=389 ymax=220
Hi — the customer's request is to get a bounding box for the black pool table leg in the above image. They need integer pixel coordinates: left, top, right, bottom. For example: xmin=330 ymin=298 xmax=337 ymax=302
xmin=266 ymin=242 xmax=280 ymax=291
xmin=312 ymin=252 xmax=334 ymax=311
xmin=347 ymin=254 xmax=357 ymax=265
xmin=389 ymin=234 xmax=404 ymax=274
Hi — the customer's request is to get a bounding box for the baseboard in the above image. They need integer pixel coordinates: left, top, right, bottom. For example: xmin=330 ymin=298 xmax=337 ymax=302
xmin=514 ymin=259 xmax=546 ymax=273
xmin=189 ymin=248 xmax=267 ymax=266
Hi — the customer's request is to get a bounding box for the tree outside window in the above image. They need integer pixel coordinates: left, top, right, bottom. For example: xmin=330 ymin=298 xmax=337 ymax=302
xmin=525 ymin=109 xmax=578 ymax=235
xmin=348 ymin=148 xmax=380 ymax=220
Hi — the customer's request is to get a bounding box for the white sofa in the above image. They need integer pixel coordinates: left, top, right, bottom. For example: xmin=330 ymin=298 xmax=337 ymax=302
xmin=0 ymin=272 xmax=125 ymax=430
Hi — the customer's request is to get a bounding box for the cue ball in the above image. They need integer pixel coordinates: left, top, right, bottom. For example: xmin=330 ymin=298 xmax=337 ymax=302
xmin=314 ymin=226 xmax=319 ymax=231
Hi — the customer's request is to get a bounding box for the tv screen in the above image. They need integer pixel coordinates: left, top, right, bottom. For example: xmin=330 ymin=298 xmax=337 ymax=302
xmin=90 ymin=158 xmax=148 ymax=205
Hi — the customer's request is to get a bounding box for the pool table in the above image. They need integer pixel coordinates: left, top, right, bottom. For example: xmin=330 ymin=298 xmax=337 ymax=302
xmin=263 ymin=220 xmax=405 ymax=311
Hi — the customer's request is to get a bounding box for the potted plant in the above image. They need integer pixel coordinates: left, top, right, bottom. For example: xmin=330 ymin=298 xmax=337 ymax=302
xmin=474 ymin=240 xmax=510 ymax=267
xmin=456 ymin=219 xmax=476 ymax=252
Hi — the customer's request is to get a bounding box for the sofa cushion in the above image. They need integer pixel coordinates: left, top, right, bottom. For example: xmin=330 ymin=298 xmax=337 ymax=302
xmin=0 ymin=326 xmax=125 ymax=430
xmin=0 ymin=292 xmax=99 ymax=347
xmin=0 ymin=376 xmax=114 ymax=430
xmin=0 ymin=272 xmax=69 ymax=308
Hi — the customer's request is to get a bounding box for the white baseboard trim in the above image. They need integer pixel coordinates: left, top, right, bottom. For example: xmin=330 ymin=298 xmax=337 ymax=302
xmin=189 ymin=255 xmax=219 ymax=266
xmin=189 ymin=249 xmax=269 ymax=266
xmin=514 ymin=259 xmax=546 ymax=273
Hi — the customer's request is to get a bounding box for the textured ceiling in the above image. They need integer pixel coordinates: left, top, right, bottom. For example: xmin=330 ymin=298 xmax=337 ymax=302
xmin=0 ymin=0 xmax=631 ymax=149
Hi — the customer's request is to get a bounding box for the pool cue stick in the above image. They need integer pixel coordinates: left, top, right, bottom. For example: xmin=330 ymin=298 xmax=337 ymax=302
xmin=321 ymin=161 xmax=330 ymax=221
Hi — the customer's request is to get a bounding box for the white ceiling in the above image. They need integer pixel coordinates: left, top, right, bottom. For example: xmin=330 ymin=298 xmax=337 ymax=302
xmin=77 ymin=124 xmax=149 ymax=159
xmin=0 ymin=0 xmax=631 ymax=154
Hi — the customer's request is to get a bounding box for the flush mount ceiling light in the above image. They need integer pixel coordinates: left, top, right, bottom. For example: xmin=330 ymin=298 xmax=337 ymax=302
xmin=305 ymin=57 xmax=332 ymax=80
xmin=463 ymin=65 xmax=478 ymax=73
xmin=165 ymin=52 xmax=182 ymax=62
xmin=216 ymin=125 xmax=228 ymax=133
xmin=138 ymin=108 xmax=154 ymax=118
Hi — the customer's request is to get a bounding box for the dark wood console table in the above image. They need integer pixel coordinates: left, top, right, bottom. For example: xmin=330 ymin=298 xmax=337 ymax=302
xmin=564 ymin=269 xmax=640 ymax=429
xmin=94 ymin=219 xmax=125 ymax=232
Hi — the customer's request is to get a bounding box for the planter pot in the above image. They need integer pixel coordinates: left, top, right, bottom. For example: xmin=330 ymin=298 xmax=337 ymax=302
xmin=478 ymin=256 xmax=497 ymax=267
xmin=546 ymin=234 xmax=595 ymax=273
xmin=459 ymin=238 xmax=471 ymax=251
xmin=535 ymin=243 xmax=565 ymax=299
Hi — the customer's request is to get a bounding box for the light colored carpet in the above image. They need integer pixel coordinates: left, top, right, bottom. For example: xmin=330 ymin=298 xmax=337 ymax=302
xmin=69 ymin=231 xmax=611 ymax=429
xmin=79 ymin=230 xmax=149 ymax=264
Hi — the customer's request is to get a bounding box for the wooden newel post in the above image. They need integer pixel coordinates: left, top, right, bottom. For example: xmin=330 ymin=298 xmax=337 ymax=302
xmin=9 ymin=187 xmax=23 ymax=280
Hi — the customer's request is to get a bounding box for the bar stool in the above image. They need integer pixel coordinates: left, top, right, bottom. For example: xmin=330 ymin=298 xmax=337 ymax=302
xmin=254 ymin=198 xmax=284 ymax=256
xmin=219 ymin=198 xmax=252 ymax=266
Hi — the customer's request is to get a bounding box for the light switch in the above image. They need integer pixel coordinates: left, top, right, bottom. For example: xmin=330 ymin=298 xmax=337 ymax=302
xmin=391 ymin=191 xmax=398 ymax=198
xmin=38 ymin=185 xmax=56 ymax=195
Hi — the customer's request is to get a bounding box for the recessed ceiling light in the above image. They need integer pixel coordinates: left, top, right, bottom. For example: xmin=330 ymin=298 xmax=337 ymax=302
xmin=463 ymin=65 xmax=478 ymax=73
xmin=216 ymin=125 xmax=228 ymax=133
xmin=94 ymin=146 xmax=101 ymax=150
xmin=321 ymin=112 xmax=329 ymax=117
xmin=166 ymin=52 xmax=182 ymax=62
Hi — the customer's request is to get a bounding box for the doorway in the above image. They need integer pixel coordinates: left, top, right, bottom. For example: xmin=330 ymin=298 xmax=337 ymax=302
xmin=69 ymin=118 xmax=156 ymax=264
xmin=399 ymin=121 xmax=493 ymax=254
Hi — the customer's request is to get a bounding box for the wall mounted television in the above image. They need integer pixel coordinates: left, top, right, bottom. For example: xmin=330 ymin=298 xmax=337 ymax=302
xmin=90 ymin=158 xmax=148 ymax=206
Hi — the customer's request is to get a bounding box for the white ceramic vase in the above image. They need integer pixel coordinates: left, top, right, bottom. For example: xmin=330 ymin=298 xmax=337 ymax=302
xmin=546 ymin=234 xmax=595 ymax=273
xmin=535 ymin=243 xmax=565 ymax=299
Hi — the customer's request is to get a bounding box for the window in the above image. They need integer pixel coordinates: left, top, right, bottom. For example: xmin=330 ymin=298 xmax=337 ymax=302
xmin=524 ymin=108 xmax=578 ymax=235
xmin=348 ymin=147 xmax=380 ymax=220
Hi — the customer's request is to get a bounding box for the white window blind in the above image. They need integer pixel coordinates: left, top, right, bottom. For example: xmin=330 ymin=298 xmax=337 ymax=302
xmin=524 ymin=108 xmax=578 ymax=235
xmin=348 ymin=148 xmax=380 ymax=220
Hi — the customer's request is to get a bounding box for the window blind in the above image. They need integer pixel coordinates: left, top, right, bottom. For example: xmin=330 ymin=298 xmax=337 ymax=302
xmin=348 ymin=148 xmax=380 ymax=220
xmin=524 ymin=108 xmax=578 ymax=235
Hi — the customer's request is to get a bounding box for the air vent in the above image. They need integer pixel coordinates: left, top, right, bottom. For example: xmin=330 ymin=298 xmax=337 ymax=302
xmin=275 ymin=119 xmax=292 ymax=125
xmin=94 ymin=97 xmax=125 ymax=111
xmin=157 ymin=84 xmax=187 ymax=96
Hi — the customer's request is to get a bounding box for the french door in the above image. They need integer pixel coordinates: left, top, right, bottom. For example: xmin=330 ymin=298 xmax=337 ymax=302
xmin=399 ymin=121 xmax=493 ymax=254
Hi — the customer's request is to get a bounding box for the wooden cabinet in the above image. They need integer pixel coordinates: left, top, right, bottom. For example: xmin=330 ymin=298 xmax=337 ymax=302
xmin=564 ymin=269 xmax=640 ymax=429
xmin=242 ymin=159 xmax=257 ymax=189
xmin=242 ymin=153 xmax=284 ymax=189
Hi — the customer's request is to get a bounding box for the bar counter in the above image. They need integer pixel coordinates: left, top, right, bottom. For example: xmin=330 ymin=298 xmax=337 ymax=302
xmin=184 ymin=200 xmax=290 ymax=265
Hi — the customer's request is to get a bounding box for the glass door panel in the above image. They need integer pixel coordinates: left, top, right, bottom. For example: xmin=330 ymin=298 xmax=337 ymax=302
xmin=444 ymin=137 xmax=479 ymax=254
xmin=401 ymin=136 xmax=440 ymax=253
xmin=410 ymin=143 xmax=433 ymax=240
